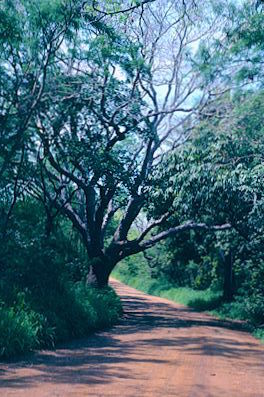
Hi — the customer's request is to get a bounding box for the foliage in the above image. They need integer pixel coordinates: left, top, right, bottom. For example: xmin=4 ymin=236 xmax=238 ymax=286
xmin=0 ymin=200 xmax=122 ymax=359
xmin=113 ymin=260 xmax=264 ymax=341
xmin=143 ymin=90 xmax=264 ymax=327
xmin=194 ymin=1 xmax=264 ymax=88
xmin=113 ymin=260 xmax=222 ymax=311
xmin=0 ymin=303 xmax=45 ymax=359
xmin=1 ymin=0 xmax=234 ymax=288
xmin=0 ymin=283 xmax=122 ymax=359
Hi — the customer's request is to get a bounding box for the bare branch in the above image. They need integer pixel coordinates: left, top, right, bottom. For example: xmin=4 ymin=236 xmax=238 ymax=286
xmin=139 ymin=221 xmax=232 ymax=250
xmin=137 ymin=212 xmax=170 ymax=242
xmin=90 ymin=0 xmax=156 ymax=19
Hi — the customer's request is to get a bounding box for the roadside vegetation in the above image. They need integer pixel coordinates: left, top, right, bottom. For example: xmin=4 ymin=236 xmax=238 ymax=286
xmin=0 ymin=284 xmax=122 ymax=359
xmin=0 ymin=201 xmax=122 ymax=359
xmin=113 ymin=252 xmax=264 ymax=342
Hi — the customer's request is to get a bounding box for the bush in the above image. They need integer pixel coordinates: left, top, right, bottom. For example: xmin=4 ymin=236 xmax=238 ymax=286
xmin=0 ymin=200 xmax=123 ymax=360
xmin=0 ymin=304 xmax=43 ymax=358
xmin=0 ymin=283 xmax=122 ymax=359
xmin=113 ymin=259 xmax=264 ymax=342
xmin=245 ymin=294 xmax=264 ymax=326
xmin=113 ymin=261 xmax=222 ymax=310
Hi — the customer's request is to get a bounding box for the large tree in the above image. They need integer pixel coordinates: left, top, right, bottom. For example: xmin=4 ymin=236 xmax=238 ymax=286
xmin=26 ymin=0 xmax=236 ymax=287
xmin=152 ymin=90 xmax=264 ymax=303
xmin=2 ymin=0 xmax=258 ymax=287
xmin=0 ymin=0 xmax=89 ymax=238
xmin=0 ymin=0 xmax=154 ymax=237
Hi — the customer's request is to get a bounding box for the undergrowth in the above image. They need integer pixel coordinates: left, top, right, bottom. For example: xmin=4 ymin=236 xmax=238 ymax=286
xmin=112 ymin=264 xmax=264 ymax=343
xmin=0 ymin=201 xmax=123 ymax=360
xmin=0 ymin=283 xmax=122 ymax=359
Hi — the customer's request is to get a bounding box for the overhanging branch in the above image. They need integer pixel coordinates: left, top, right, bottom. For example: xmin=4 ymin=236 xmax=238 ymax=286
xmin=139 ymin=221 xmax=231 ymax=250
xmin=137 ymin=212 xmax=170 ymax=242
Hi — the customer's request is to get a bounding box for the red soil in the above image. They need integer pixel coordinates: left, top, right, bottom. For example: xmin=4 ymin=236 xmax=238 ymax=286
xmin=0 ymin=279 xmax=263 ymax=396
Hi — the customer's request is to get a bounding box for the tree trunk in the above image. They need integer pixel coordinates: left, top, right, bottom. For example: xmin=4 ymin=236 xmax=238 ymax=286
xmin=223 ymin=251 xmax=233 ymax=302
xmin=86 ymin=257 xmax=116 ymax=288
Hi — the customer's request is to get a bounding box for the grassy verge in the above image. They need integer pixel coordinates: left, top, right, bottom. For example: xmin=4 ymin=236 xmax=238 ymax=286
xmin=112 ymin=268 xmax=222 ymax=310
xmin=112 ymin=267 xmax=264 ymax=343
xmin=0 ymin=282 xmax=122 ymax=360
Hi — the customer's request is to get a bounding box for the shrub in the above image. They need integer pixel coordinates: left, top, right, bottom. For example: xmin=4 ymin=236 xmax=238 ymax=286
xmin=0 ymin=305 xmax=42 ymax=358
xmin=245 ymin=294 xmax=264 ymax=326
xmin=0 ymin=200 xmax=123 ymax=359
xmin=0 ymin=283 xmax=122 ymax=359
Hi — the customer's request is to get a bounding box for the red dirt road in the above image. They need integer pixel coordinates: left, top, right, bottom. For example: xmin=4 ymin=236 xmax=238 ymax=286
xmin=1 ymin=280 xmax=264 ymax=397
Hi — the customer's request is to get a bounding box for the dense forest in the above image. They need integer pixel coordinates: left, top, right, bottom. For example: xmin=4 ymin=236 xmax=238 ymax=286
xmin=1 ymin=0 xmax=264 ymax=358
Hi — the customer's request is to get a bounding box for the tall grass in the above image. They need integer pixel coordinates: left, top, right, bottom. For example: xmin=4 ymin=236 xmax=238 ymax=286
xmin=0 ymin=283 xmax=122 ymax=359
xmin=113 ymin=264 xmax=264 ymax=343
xmin=112 ymin=267 xmax=222 ymax=310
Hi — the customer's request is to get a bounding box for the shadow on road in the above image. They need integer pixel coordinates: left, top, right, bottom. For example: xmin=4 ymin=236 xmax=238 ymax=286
xmin=0 ymin=281 xmax=263 ymax=389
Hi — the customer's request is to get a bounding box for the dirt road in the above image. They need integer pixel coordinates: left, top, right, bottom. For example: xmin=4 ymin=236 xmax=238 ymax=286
xmin=1 ymin=280 xmax=264 ymax=397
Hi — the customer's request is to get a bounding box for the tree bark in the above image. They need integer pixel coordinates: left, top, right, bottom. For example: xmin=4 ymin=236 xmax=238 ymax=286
xmin=223 ymin=251 xmax=233 ymax=302
xmin=86 ymin=257 xmax=116 ymax=288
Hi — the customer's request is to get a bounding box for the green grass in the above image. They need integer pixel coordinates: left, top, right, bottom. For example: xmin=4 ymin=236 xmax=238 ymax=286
xmin=112 ymin=268 xmax=222 ymax=310
xmin=112 ymin=266 xmax=264 ymax=343
xmin=0 ymin=282 xmax=122 ymax=360
xmin=253 ymin=328 xmax=264 ymax=343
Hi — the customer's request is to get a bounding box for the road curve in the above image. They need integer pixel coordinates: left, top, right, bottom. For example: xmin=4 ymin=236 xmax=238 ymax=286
xmin=0 ymin=279 xmax=264 ymax=397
